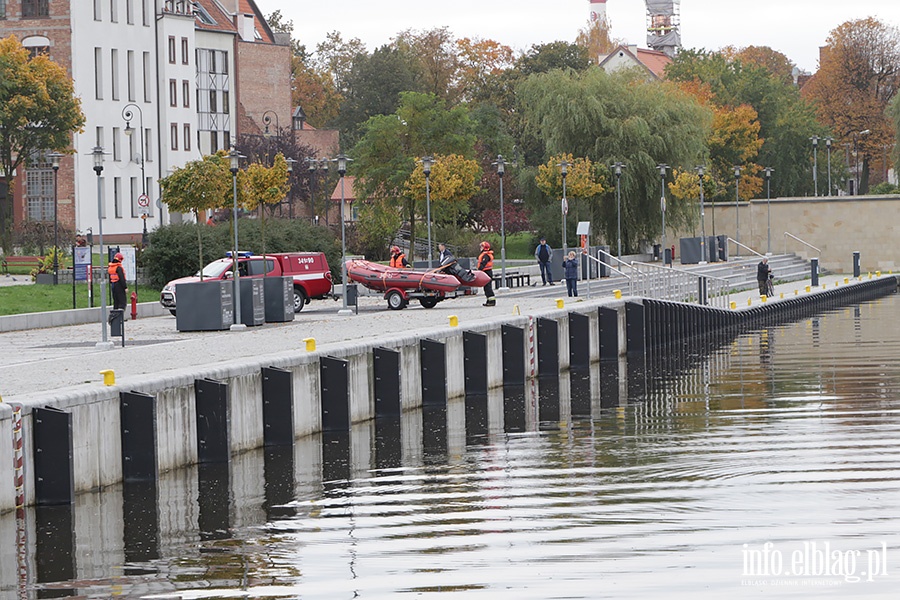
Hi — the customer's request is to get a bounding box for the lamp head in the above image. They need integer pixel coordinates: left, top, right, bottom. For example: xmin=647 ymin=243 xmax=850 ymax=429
xmin=228 ymin=146 xmax=243 ymax=173
xmin=48 ymin=152 xmax=63 ymax=171
xmin=335 ymin=154 xmax=352 ymax=176
xmin=124 ymin=122 xmax=134 ymax=137
xmin=494 ymin=155 xmax=505 ymax=176
xmin=285 ymin=157 xmax=296 ymax=174
xmin=421 ymin=155 xmax=433 ymax=177
xmin=557 ymin=160 xmax=570 ymax=176
xmin=810 ymin=135 xmax=819 ymax=147
xmin=657 ymin=164 xmax=668 ymax=177
xmin=734 ymin=165 xmax=742 ymax=178
xmin=696 ymin=165 xmax=704 ymax=177
xmin=91 ymin=146 xmax=105 ymax=174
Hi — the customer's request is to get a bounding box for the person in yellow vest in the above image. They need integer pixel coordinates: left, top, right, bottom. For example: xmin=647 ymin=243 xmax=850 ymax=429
xmin=108 ymin=252 xmax=128 ymax=311
xmin=477 ymin=241 xmax=496 ymax=306
xmin=389 ymin=245 xmax=409 ymax=268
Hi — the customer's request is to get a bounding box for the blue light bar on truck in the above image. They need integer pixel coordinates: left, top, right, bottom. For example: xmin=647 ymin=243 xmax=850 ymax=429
xmin=225 ymin=251 xmax=254 ymax=258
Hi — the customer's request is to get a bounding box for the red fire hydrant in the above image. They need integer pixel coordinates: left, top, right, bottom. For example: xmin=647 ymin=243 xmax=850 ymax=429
xmin=130 ymin=291 xmax=138 ymax=321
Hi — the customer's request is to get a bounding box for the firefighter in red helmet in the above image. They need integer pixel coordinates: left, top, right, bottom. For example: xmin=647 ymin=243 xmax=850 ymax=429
xmin=477 ymin=241 xmax=495 ymax=306
xmin=389 ymin=245 xmax=409 ymax=268
xmin=108 ymin=252 xmax=128 ymax=311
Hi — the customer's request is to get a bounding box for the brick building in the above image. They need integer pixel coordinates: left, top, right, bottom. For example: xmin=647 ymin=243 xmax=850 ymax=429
xmin=0 ymin=0 xmax=291 ymax=245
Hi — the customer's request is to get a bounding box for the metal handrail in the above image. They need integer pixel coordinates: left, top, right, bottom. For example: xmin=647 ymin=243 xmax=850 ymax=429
xmin=587 ymin=251 xmax=630 ymax=279
xmin=596 ymin=248 xmax=634 ymax=272
xmin=630 ymin=260 xmax=731 ymax=309
xmin=783 ymin=232 xmax=821 ymax=257
xmin=727 ymin=237 xmax=764 ymax=258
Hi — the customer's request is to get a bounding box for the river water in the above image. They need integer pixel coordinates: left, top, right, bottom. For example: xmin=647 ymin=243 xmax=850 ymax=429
xmin=3 ymin=293 xmax=900 ymax=598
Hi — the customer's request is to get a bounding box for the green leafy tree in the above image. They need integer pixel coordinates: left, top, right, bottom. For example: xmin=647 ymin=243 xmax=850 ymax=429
xmin=0 ymin=36 xmax=85 ymax=250
xmin=352 ymin=92 xmax=475 ymax=256
xmin=518 ymin=69 xmax=711 ymax=251
xmin=535 ymin=154 xmax=606 ymax=246
xmin=159 ymin=152 xmax=233 ymax=274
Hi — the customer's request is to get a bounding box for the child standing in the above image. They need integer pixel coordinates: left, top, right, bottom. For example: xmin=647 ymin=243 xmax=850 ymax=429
xmin=563 ymin=251 xmax=579 ymax=297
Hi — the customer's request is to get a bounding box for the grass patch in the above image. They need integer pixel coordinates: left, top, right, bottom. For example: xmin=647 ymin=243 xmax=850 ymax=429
xmin=0 ymin=282 xmax=162 ymax=316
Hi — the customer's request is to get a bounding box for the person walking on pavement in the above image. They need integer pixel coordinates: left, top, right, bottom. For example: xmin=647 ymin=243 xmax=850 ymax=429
xmin=757 ymin=257 xmax=771 ymax=296
xmin=477 ymin=241 xmax=496 ymax=306
xmin=563 ymin=251 xmax=579 ymax=297
xmin=389 ymin=245 xmax=409 ymax=268
xmin=108 ymin=252 xmax=128 ymax=312
xmin=535 ymin=237 xmax=555 ymax=285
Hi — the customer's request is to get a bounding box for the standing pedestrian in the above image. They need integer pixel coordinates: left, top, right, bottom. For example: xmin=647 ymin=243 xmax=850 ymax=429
xmin=477 ymin=241 xmax=496 ymax=306
xmin=563 ymin=251 xmax=579 ymax=297
xmin=438 ymin=242 xmax=454 ymax=267
xmin=108 ymin=252 xmax=128 ymax=312
xmin=534 ymin=237 xmax=555 ymax=285
xmin=757 ymin=257 xmax=771 ymax=296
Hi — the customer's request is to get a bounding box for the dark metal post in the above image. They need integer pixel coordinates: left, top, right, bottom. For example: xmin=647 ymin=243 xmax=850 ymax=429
xmin=811 ymin=257 xmax=819 ymax=287
xmin=853 ymin=251 xmax=860 ymax=278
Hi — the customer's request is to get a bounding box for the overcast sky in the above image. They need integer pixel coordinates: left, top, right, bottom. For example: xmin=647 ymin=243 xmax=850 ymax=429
xmin=265 ymin=0 xmax=897 ymax=73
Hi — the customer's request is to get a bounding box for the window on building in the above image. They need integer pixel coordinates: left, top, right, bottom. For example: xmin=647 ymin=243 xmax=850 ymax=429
xmin=222 ymin=90 xmax=229 ymax=113
xmin=126 ymin=50 xmax=135 ymax=101
xmin=114 ymin=177 xmax=122 ymax=218
xmin=210 ymin=131 xmax=218 ymax=153
xmin=94 ymin=48 xmax=103 ymax=99
xmin=182 ymin=80 xmax=189 ymax=107
xmin=93 ymin=0 xmax=101 ymax=20
xmin=170 ymin=124 xmax=178 ymax=150
xmin=142 ymin=52 xmax=151 ymax=102
xmin=21 ymin=0 xmax=49 ymax=18
xmin=126 ymin=0 xmax=133 ymax=24
xmin=109 ymin=0 xmax=117 ymax=23
xmin=130 ymin=177 xmax=138 ymax=217
xmin=142 ymin=0 xmax=149 ymax=26
xmin=110 ymin=48 xmax=119 ymax=101
xmin=209 ymin=90 xmax=217 ymax=113
xmin=25 ymin=153 xmax=53 ymax=221
xmin=169 ymin=79 xmax=176 ymax=107
xmin=181 ymin=37 xmax=188 ymax=65
xmin=22 ymin=36 xmax=50 ymax=58
xmin=224 ymin=130 xmax=231 ymax=148
xmin=144 ymin=129 xmax=152 ymax=162
xmin=168 ymin=36 xmax=175 ymax=63
xmin=95 ymin=126 xmax=103 ymax=148
xmin=183 ymin=124 xmax=191 ymax=151
xmin=112 ymin=127 xmax=120 ymax=161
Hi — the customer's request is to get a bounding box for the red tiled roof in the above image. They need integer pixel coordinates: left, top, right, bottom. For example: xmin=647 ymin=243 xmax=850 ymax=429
xmin=331 ymin=176 xmax=357 ymax=202
xmin=635 ymin=48 xmax=672 ymax=79
xmin=191 ymin=0 xmax=275 ymax=43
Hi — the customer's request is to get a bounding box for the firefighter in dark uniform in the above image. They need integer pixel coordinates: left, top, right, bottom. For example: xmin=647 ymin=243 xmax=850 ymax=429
xmin=477 ymin=241 xmax=496 ymax=307
xmin=108 ymin=252 xmax=128 ymax=311
xmin=389 ymin=245 xmax=409 ymax=268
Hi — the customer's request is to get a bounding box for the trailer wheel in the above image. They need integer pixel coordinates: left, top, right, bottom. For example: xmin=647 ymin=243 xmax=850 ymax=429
xmin=419 ymin=297 xmax=439 ymax=309
xmin=386 ymin=290 xmax=406 ymax=310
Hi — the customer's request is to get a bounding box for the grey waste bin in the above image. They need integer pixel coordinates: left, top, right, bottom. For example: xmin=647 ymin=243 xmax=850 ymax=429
xmin=176 ymin=280 xmax=234 ymax=331
xmin=239 ymin=277 xmax=265 ymax=326
xmin=264 ymin=276 xmax=294 ymax=323
xmin=109 ymin=309 xmax=124 ymax=337
xmin=345 ymin=283 xmax=359 ymax=306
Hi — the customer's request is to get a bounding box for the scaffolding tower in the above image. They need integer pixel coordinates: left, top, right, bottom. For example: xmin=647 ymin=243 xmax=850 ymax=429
xmin=646 ymin=0 xmax=681 ymax=57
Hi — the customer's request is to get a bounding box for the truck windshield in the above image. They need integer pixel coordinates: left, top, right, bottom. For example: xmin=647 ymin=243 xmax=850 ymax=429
xmin=196 ymin=261 xmax=232 ymax=278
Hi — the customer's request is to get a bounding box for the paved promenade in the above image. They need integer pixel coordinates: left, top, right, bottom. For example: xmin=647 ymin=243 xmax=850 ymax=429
xmin=0 ymin=270 xmax=869 ymax=404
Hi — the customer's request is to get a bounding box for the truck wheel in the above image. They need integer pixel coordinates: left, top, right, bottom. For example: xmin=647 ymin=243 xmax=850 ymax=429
xmin=419 ymin=297 xmax=439 ymax=309
xmin=386 ymin=290 xmax=406 ymax=310
xmin=293 ymin=287 xmax=308 ymax=313
xmin=169 ymin=310 xmax=177 ymax=317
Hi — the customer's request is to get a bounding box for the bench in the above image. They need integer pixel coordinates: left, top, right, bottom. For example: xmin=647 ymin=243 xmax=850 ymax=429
xmin=492 ymin=270 xmax=531 ymax=288
xmin=1 ymin=255 xmax=44 ymax=275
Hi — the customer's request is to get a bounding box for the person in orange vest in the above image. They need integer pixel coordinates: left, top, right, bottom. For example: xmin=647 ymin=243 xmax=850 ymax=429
xmin=477 ymin=241 xmax=496 ymax=306
xmin=389 ymin=245 xmax=409 ymax=268
xmin=108 ymin=252 xmax=128 ymax=311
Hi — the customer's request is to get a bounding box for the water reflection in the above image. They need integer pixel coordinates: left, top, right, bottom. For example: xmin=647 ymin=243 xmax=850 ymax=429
xmin=6 ymin=293 xmax=900 ymax=598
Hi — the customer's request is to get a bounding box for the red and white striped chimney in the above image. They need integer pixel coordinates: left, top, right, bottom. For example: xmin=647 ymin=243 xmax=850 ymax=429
xmin=590 ymin=0 xmax=608 ymax=22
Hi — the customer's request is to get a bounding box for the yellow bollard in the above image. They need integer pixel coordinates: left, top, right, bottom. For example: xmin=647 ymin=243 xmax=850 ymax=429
xmin=835 ymin=281 xmax=839 ymax=287
xmin=747 ymin=297 xmax=752 ymax=306
xmin=876 ymin=271 xmax=881 ymax=277
xmin=844 ymin=278 xmax=849 ymax=284
xmin=730 ymin=301 xmax=736 ymax=310
xmin=761 ymin=295 xmax=767 ymax=303
xmin=449 ymin=315 xmax=459 ymax=327
xmin=868 ymin=272 xmax=872 ymax=279
xmin=556 ymin=299 xmax=565 ymax=309
xmin=100 ymin=369 xmax=115 ymax=386
xmin=794 ymin=289 xmax=799 ymax=295
xmin=512 ymin=304 xmax=521 ymax=316
xmin=822 ymin=284 xmax=827 ymax=290
xmin=780 ymin=292 xmax=784 ymax=299
xmin=613 ymin=289 xmax=622 ymax=299
xmin=303 ymin=337 xmax=316 ymax=352
xmin=805 ymin=285 xmax=811 ymax=293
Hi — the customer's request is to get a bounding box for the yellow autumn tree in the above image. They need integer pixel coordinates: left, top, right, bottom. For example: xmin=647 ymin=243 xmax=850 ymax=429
xmin=404 ymin=153 xmax=482 ymax=228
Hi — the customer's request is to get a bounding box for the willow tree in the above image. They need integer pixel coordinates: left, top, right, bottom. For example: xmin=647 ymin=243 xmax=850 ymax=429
xmin=159 ymin=151 xmax=232 ymax=274
xmin=517 ymin=69 xmax=711 ymax=251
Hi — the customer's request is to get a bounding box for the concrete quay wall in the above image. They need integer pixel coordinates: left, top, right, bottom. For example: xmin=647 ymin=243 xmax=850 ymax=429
xmin=0 ymin=301 xmax=622 ymax=513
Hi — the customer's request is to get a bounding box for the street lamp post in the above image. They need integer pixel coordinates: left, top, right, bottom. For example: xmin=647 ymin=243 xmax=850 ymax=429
xmin=825 ymin=137 xmax=833 ymax=195
xmin=733 ymin=165 xmax=743 ymax=256
xmin=123 ymin=103 xmax=147 ymax=246
xmin=229 ymin=146 xmax=246 ymax=331
xmin=810 ymin=135 xmax=819 ymax=196
xmin=613 ymin=162 xmax=625 ymax=259
xmin=558 ymin=160 xmax=571 ymax=253
xmin=657 ymin=164 xmax=668 ymax=263
xmin=48 ymin=152 xmax=63 ymax=283
xmin=764 ymin=167 xmax=775 ymax=255
xmin=334 ymin=154 xmax=354 ymax=315
xmin=285 ymin=157 xmax=296 ymax=219
xmin=420 ymin=156 xmax=434 ymax=267
xmin=92 ymin=146 xmax=113 ymax=349
xmin=493 ymin=154 xmax=508 ymax=289
xmin=696 ymin=165 xmax=706 ymax=263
